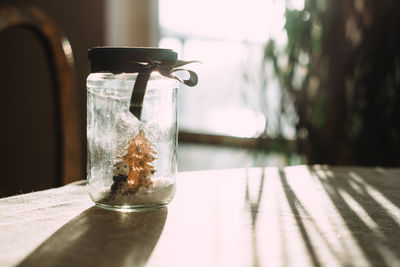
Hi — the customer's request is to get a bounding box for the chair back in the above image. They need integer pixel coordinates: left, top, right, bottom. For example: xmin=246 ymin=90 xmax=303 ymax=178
xmin=0 ymin=5 xmax=84 ymax=196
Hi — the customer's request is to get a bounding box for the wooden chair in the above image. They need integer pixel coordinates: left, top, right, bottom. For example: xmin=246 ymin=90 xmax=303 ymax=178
xmin=0 ymin=5 xmax=83 ymax=194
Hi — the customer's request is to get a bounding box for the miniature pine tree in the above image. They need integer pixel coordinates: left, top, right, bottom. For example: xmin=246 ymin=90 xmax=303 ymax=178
xmin=118 ymin=129 xmax=156 ymax=193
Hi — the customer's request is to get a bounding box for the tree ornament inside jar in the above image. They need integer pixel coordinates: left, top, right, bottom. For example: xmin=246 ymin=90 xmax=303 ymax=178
xmin=86 ymin=47 xmax=199 ymax=211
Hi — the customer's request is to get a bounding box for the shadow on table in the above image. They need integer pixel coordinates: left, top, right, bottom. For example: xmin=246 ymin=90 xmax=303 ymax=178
xmin=278 ymin=167 xmax=400 ymax=267
xmin=244 ymin=168 xmax=265 ymax=267
xmin=17 ymin=206 xmax=168 ymax=267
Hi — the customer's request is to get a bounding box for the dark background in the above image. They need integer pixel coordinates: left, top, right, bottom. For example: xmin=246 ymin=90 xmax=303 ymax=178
xmin=0 ymin=0 xmax=105 ymax=196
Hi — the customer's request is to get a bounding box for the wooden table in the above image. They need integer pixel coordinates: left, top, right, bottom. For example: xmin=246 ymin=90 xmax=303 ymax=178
xmin=1 ymin=165 xmax=400 ymax=267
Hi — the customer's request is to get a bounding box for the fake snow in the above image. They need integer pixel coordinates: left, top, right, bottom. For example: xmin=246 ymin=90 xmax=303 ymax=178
xmin=100 ymin=177 xmax=175 ymax=206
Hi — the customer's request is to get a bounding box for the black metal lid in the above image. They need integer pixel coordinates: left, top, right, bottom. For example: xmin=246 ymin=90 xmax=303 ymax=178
xmin=88 ymin=47 xmax=177 ymax=68
xmin=87 ymin=47 xmax=197 ymax=120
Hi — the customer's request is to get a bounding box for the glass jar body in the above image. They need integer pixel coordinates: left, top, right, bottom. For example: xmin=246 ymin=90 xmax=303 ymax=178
xmin=87 ymin=72 xmax=178 ymax=211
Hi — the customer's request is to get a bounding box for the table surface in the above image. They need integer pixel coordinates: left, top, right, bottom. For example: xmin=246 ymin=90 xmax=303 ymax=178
xmin=1 ymin=165 xmax=400 ymax=267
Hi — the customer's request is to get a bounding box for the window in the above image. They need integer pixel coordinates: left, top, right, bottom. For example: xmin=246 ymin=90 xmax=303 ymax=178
xmin=159 ymin=0 xmax=295 ymax=138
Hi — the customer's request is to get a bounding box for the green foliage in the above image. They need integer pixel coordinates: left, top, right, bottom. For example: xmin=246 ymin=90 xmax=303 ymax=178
xmin=262 ymin=0 xmax=400 ymax=166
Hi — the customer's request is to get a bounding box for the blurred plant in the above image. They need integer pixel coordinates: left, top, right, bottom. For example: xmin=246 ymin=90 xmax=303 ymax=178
xmin=260 ymin=0 xmax=400 ymax=166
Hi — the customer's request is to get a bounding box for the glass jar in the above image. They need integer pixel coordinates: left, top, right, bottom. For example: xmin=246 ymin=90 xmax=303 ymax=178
xmin=87 ymin=47 xmax=179 ymax=211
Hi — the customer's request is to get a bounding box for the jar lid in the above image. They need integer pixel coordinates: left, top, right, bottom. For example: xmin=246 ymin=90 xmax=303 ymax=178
xmin=88 ymin=47 xmax=177 ymax=63
xmin=87 ymin=47 xmax=198 ymax=120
